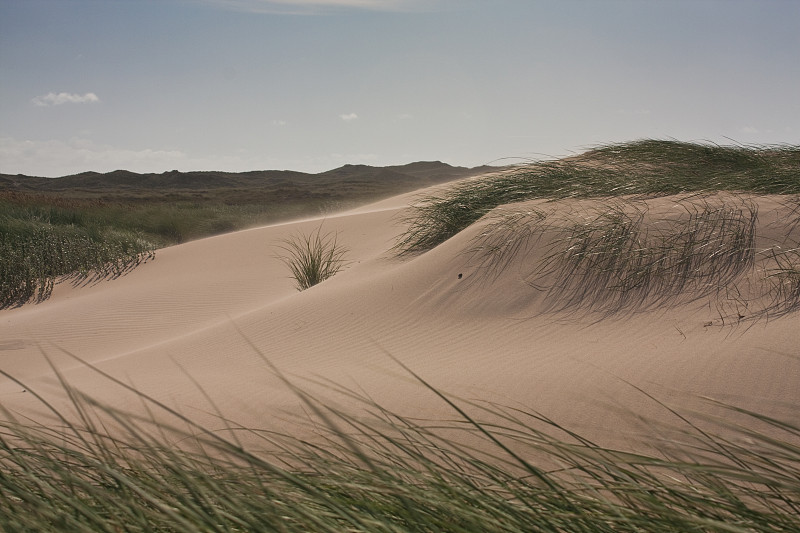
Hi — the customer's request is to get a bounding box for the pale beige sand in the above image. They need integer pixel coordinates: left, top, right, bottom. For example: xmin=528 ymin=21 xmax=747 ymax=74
xmin=1 ymin=185 xmax=798 ymax=454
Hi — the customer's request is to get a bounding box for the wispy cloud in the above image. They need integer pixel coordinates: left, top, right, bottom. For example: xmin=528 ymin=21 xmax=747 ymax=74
xmin=339 ymin=112 xmax=358 ymax=121
xmin=32 ymin=92 xmax=100 ymax=107
xmin=199 ymin=0 xmax=446 ymax=15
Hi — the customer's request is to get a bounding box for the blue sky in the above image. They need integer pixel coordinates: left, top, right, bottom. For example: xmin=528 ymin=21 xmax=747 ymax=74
xmin=1 ymin=0 xmax=798 ymax=176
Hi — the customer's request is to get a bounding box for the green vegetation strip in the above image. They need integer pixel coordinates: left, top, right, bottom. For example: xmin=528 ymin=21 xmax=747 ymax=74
xmin=0 ymin=202 xmax=155 ymax=307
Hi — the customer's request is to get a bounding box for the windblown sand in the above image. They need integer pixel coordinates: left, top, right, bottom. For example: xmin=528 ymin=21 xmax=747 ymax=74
xmin=1 ymin=184 xmax=798 ymax=453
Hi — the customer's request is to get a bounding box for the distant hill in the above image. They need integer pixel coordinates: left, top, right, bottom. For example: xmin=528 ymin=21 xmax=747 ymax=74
xmin=0 ymin=162 xmax=500 ymax=202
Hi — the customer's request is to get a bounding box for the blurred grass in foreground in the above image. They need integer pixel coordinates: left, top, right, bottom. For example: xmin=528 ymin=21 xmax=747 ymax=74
xmin=1 ymin=350 xmax=798 ymax=533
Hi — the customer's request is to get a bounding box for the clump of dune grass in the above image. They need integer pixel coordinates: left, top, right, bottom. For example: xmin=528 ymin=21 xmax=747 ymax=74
xmin=534 ymin=197 xmax=757 ymax=314
xmin=755 ymin=196 xmax=800 ymax=318
xmin=1 ymin=351 xmax=799 ymax=533
xmin=278 ymin=226 xmax=348 ymax=291
xmin=467 ymin=195 xmax=800 ymax=319
xmin=757 ymin=246 xmax=800 ymax=319
xmin=396 ymin=140 xmax=800 ymax=255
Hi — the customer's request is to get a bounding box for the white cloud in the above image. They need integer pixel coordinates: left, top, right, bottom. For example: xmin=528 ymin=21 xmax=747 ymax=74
xmin=339 ymin=112 xmax=358 ymax=121
xmin=32 ymin=92 xmax=100 ymax=107
xmin=272 ymin=119 xmax=288 ymax=126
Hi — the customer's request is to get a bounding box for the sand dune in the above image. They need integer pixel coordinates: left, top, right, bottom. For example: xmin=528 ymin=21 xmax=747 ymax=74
xmin=1 ymin=184 xmax=798 ymax=453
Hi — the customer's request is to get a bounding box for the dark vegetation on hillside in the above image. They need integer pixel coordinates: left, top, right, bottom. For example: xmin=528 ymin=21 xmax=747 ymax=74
xmin=1 ymin=161 xmax=494 ymax=307
xmin=1 ymin=161 xmax=495 ymax=224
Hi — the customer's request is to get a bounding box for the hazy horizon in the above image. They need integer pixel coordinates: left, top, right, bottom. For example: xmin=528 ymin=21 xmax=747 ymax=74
xmin=1 ymin=0 xmax=798 ymax=177
xmin=2 ymin=157 xmax=498 ymax=179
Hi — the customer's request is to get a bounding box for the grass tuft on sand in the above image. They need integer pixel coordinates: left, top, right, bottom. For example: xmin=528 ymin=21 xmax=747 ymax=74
xmin=278 ymin=226 xmax=349 ymax=291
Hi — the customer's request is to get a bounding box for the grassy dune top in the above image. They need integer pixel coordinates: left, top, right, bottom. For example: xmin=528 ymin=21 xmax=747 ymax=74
xmin=397 ymin=139 xmax=800 ymax=254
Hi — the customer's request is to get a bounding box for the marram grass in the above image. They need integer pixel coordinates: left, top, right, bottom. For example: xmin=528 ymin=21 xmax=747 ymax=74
xmin=466 ymin=195 xmax=800 ymax=319
xmin=0 ymin=217 xmax=155 ymax=308
xmin=396 ymin=139 xmax=800 ymax=255
xmin=277 ymin=226 xmax=349 ymax=291
xmin=1 ymin=351 xmax=799 ymax=533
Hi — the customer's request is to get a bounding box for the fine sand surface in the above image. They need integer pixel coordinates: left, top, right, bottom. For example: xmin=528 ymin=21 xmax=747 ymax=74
xmin=1 ymin=182 xmax=798 ymax=454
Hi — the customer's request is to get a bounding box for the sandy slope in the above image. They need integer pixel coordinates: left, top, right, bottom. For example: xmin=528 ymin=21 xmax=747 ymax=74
xmin=1 ymin=185 xmax=798 ymax=453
